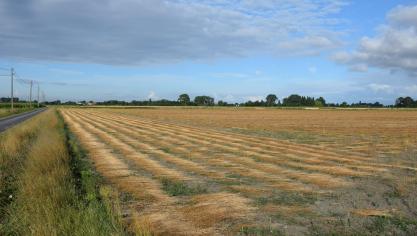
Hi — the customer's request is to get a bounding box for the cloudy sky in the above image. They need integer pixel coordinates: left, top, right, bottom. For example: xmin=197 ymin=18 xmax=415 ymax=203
xmin=0 ymin=0 xmax=417 ymax=104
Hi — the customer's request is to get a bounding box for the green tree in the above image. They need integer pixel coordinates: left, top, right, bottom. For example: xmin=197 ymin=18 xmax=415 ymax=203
xmin=282 ymin=94 xmax=302 ymax=106
xmin=266 ymin=94 xmax=278 ymax=106
xmin=314 ymin=100 xmax=323 ymax=107
xmin=315 ymin=97 xmax=326 ymax=106
xmin=178 ymin=94 xmax=190 ymax=105
xmin=396 ymin=96 xmax=415 ymax=107
xmin=340 ymin=102 xmax=349 ymax=107
xmin=194 ymin=96 xmax=214 ymax=106
xmin=217 ymin=100 xmax=228 ymax=106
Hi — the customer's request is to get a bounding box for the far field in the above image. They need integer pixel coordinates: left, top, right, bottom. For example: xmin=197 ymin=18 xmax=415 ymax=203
xmin=61 ymin=107 xmax=417 ymax=235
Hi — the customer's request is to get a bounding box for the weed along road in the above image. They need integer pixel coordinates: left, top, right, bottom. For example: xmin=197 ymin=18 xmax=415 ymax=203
xmin=0 ymin=108 xmax=47 ymax=133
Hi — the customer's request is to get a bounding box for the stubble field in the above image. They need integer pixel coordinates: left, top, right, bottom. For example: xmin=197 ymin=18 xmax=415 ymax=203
xmin=60 ymin=107 xmax=417 ymax=235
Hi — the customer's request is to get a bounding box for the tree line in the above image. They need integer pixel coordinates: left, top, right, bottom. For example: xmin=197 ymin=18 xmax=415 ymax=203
xmin=0 ymin=97 xmax=45 ymax=108
xmin=395 ymin=97 xmax=417 ymax=108
xmin=26 ymin=94 xmax=417 ymax=108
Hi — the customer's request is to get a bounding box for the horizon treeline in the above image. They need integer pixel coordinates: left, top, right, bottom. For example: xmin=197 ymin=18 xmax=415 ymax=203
xmin=25 ymin=94 xmax=417 ymax=108
xmin=0 ymin=97 xmax=45 ymax=108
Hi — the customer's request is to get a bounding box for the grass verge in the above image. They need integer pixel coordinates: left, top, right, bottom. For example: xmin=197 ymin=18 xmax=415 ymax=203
xmin=0 ymin=107 xmax=36 ymax=119
xmin=0 ymin=109 xmax=126 ymax=235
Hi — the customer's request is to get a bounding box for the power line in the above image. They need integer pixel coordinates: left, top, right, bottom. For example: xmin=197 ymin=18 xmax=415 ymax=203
xmin=0 ymin=66 xmax=10 ymax=76
xmin=0 ymin=68 xmax=43 ymax=110
xmin=11 ymin=68 xmax=14 ymax=111
xmin=42 ymin=91 xmax=45 ymax=104
xmin=0 ymin=67 xmax=59 ymax=106
xmin=37 ymin=83 xmax=40 ymax=107
xmin=13 ymin=74 xmax=41 ymax=106
xmin=14 ymin=72 xmax=37 ymax=84
xmin=15 ymin=78 xmax=33 ymax=85
xmin=0 ymin=68 xmax=15 ymax=111
xmin=29 ymin=80 xmax=33 ymax=108
xmin=5 ymin=69 xmax=76 ymax=86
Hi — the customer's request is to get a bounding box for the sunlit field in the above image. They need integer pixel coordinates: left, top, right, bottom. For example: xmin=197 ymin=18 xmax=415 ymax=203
xmin=2 ymin=0 xmax=417 ymax=235
xmin=60 ymin=107 xmax=417 ymax=235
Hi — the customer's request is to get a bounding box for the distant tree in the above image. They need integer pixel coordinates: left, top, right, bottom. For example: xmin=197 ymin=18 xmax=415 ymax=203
xmin=395 ymin=97 xmax=404 ymax=107
xmin=314 ymin=100 xmax=324 ymax=107
xmin=0 ymin=97 xmax=19 ymax=103
xmin=242 ymin=100 xmax=266 ymax=107
xmin=304 ymin=96 xmax=315 ymax=106
xmin=266 ymin=94 xmax=278 ymax=106
xmin=178 ymin=94 xmax=190 ymax=105
xmin=340 ymin=102 xmax=349 ymax=108
xmin=396 ymin=96 xmax=415 ymax=107
xmin=282 ymin=94 xmax=318 ymax=107
xmin=277 ymin=99 xmax=282 ymax=106
xmin=217 ymin=100 xmax=228 ymax=106
xmin=350 ymin=100 xmax=386 ymax=108
xmin=63 ymin=101 xmax=77 ymax=105
xmin=194 ymin=96 xmax=214 ymax=106
xmin=282 ymin=94 xmax=302 ymax=106
xmin=315 ymin=97 xmax=326 ymax=106
xmin=372 ymin=102 xmax=383 ymax=107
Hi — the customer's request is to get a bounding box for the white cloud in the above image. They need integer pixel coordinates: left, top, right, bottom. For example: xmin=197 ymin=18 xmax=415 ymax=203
xmin=147 ymin=91 xmax=158 ymax=100
xmin=0 ymin=0 xmax=348 ymax=65
xmin=333 ymin=4 xmax=417 ymax=75
xmin=224 ymin=94 xmax=234 ymax=101
xmin=368 ymin=83 xmax=393 ymax=93
xmin=246 ymin=95 xmax=264 ymax=101
xmin=349 ymin=64 xmax=368 ymax=72
xmin=405 ymin=84 xmax=417 ymax=93
xmin=278 ymin=35 xmax=341 ymax=55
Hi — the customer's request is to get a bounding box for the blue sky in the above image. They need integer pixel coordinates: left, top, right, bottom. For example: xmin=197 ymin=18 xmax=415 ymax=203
xmin=1 ymin=0 xmax=417 ymax=104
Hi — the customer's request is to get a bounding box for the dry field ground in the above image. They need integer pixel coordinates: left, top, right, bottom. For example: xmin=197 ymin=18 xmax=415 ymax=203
xmin=60 ymin=107 xmax=417 ymax=235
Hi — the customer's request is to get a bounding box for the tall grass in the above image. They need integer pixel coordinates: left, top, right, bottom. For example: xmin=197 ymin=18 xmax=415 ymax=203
xmin=0 ymin=111 xmax=40 ymax=216
xmin=0 ymin=109 xmax=126 ymax=235
xmin=0 ymin=107 xmax=35 ymax=118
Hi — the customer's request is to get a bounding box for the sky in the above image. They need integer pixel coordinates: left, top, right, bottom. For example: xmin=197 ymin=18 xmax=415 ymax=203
xmin=0 ymin=0 xmax=417 ymax=104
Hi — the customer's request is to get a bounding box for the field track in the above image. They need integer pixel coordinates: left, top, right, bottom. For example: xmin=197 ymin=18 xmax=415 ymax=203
xmin=61 ymin=108 xmax=417 ymax=235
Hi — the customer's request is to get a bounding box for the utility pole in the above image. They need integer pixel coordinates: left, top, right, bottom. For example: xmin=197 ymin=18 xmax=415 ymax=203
xmin=29 ymin=80 xmax=33 ymax=108
xmin=37 ymin=83 xmax=40 ymax=107
xmin=10 ymin=68 xmax=14 ymax=112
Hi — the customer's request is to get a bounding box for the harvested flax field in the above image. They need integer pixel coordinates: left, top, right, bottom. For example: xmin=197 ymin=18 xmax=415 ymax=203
xmin=60 ymin=107 xmax=417 ymax=235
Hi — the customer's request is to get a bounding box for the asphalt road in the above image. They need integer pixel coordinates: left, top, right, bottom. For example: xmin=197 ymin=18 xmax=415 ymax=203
xmin=0 ymin=108 xmax=47 ymax=133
